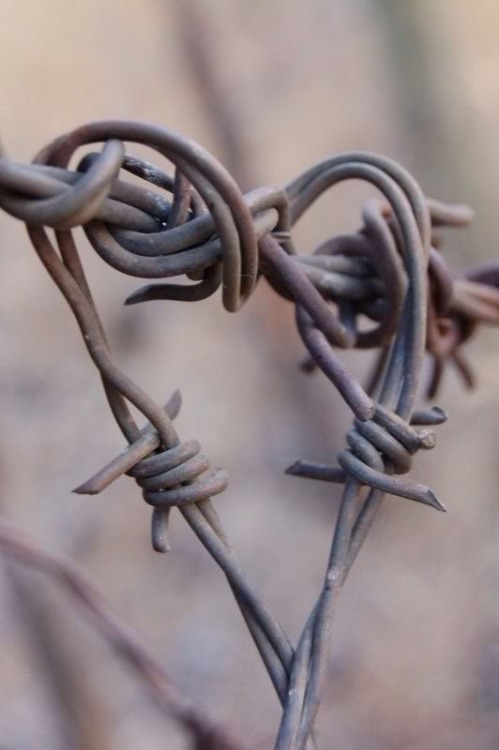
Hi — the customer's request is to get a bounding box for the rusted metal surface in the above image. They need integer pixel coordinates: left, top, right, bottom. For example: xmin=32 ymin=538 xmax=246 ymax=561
xmin=1 ymin=120 xmax=498 ymax=748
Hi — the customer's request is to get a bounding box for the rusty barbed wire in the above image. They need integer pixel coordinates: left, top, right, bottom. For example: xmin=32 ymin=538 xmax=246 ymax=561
xmin=1 ymin=119 xmax=499 ymax=748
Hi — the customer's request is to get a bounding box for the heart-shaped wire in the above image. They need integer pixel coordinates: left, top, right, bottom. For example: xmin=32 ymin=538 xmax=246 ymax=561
xmin=1 ymin=120 xmax=497 ymax=749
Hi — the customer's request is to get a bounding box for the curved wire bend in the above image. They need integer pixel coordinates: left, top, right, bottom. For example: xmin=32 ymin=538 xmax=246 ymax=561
xmin=1 ymin=120 xmax=498 ymax=750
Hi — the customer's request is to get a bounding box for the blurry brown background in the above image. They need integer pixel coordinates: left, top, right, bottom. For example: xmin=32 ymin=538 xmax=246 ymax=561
xmin=1 ymin=1 xmax=499 ymax=748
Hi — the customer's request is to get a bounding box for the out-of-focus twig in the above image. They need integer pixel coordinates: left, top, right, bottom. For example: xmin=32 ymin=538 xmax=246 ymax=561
xmin=0 ymin=521 xmax=251 ymax=750
xmin=6 ymin=563 xmax=112 ymax=750
xmin=172 ymin=0 xmax=256 ymax=190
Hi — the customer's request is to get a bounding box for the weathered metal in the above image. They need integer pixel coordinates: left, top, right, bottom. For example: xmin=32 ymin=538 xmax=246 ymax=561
xmin=1 ymin=120 xmax=498 ymax=748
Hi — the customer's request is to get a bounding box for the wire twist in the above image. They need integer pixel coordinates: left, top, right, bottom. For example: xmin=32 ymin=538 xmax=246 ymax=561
xmin=130 ymin=440 xmax=228 ymax=509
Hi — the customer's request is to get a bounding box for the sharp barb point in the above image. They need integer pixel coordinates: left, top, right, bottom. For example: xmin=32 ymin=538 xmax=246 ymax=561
xmin=425 ymin=489 xmax=447 ymax=513
xmin=72 ymin=482 xmax=96 ymax=496
xmin=285 ymin=461 xmax=302 ymax=476
xmin=124 ymin=291 xmax=145 ymax=306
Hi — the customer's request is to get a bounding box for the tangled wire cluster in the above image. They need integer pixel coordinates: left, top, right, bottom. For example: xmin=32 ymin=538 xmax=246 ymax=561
xmin=1 ymin=120 xmax=499 ymax=749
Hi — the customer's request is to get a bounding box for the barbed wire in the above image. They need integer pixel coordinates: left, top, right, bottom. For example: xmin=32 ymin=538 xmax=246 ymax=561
xmin=1 ymin=119 xmax=498 ymax=748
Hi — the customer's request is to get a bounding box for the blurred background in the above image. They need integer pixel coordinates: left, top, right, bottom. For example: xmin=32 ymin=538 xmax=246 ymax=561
xmin=1 ymin=1 xmax=499 ymax=748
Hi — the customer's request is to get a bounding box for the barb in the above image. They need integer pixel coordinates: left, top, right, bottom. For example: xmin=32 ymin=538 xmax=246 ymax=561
xmin=1 ymin=120 xmax=498 ymax=748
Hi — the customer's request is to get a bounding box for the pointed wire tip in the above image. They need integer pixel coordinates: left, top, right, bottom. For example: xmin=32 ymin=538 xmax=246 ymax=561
xmin=72 ymin=389 xmax=182 ymax=497
xmin=284 ymin=459 xmax=347 ymax=484
xmin=285 ymin=460 xmax=302 ymax=476
xmin=165 ymin=388 xmax=182 ymax=420
xmin=411 ymin=406 xmax=448 ymax=426
xmin=72 ymin=481 xmax=97 ymax=496
xmin=124 ymin=293 xmax=143 ymax=306
xmin=426 ymin=489 xmax=447 ymax=513
xmin=430 ymin=406 xmax=448 ymax=423
xmin=124 ymin=285 xmax=154 ymax=306
xmin=447 ymin=204 xmax=475 ymax=224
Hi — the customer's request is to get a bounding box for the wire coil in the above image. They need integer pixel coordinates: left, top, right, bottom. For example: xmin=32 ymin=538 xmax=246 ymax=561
xmin=129 ymin=439 xmax=228 ymax=509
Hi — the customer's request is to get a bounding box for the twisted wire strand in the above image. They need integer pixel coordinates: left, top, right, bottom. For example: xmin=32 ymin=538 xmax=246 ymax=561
xmin=260 ymin=152 xmax=436 ymax=746
xmin=10 ymin=124 xmax=310 ymax=747
xmin=1 ymin=120 xmax=498 ymax=749
xmin=28 ymin=224 xmax=305 ymax=744
xmin=1 ymin=122 xmax=494 ymax=387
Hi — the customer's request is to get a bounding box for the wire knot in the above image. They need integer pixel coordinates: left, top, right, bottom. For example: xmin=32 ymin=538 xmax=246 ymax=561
xmin=294 ymin=199 xmax=406 ymax=350
xmin=128 ymin=439 xmax=228 ymax=509
xmin=73 ymin=391 xmax=229 ymax=551
xmin=287 ymin=404 xmax=447 ymax=512
xmin=337 ymin=404 xmax=445 ymax=511
xmin=0 ymin=121 xmax=293 ymax=313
